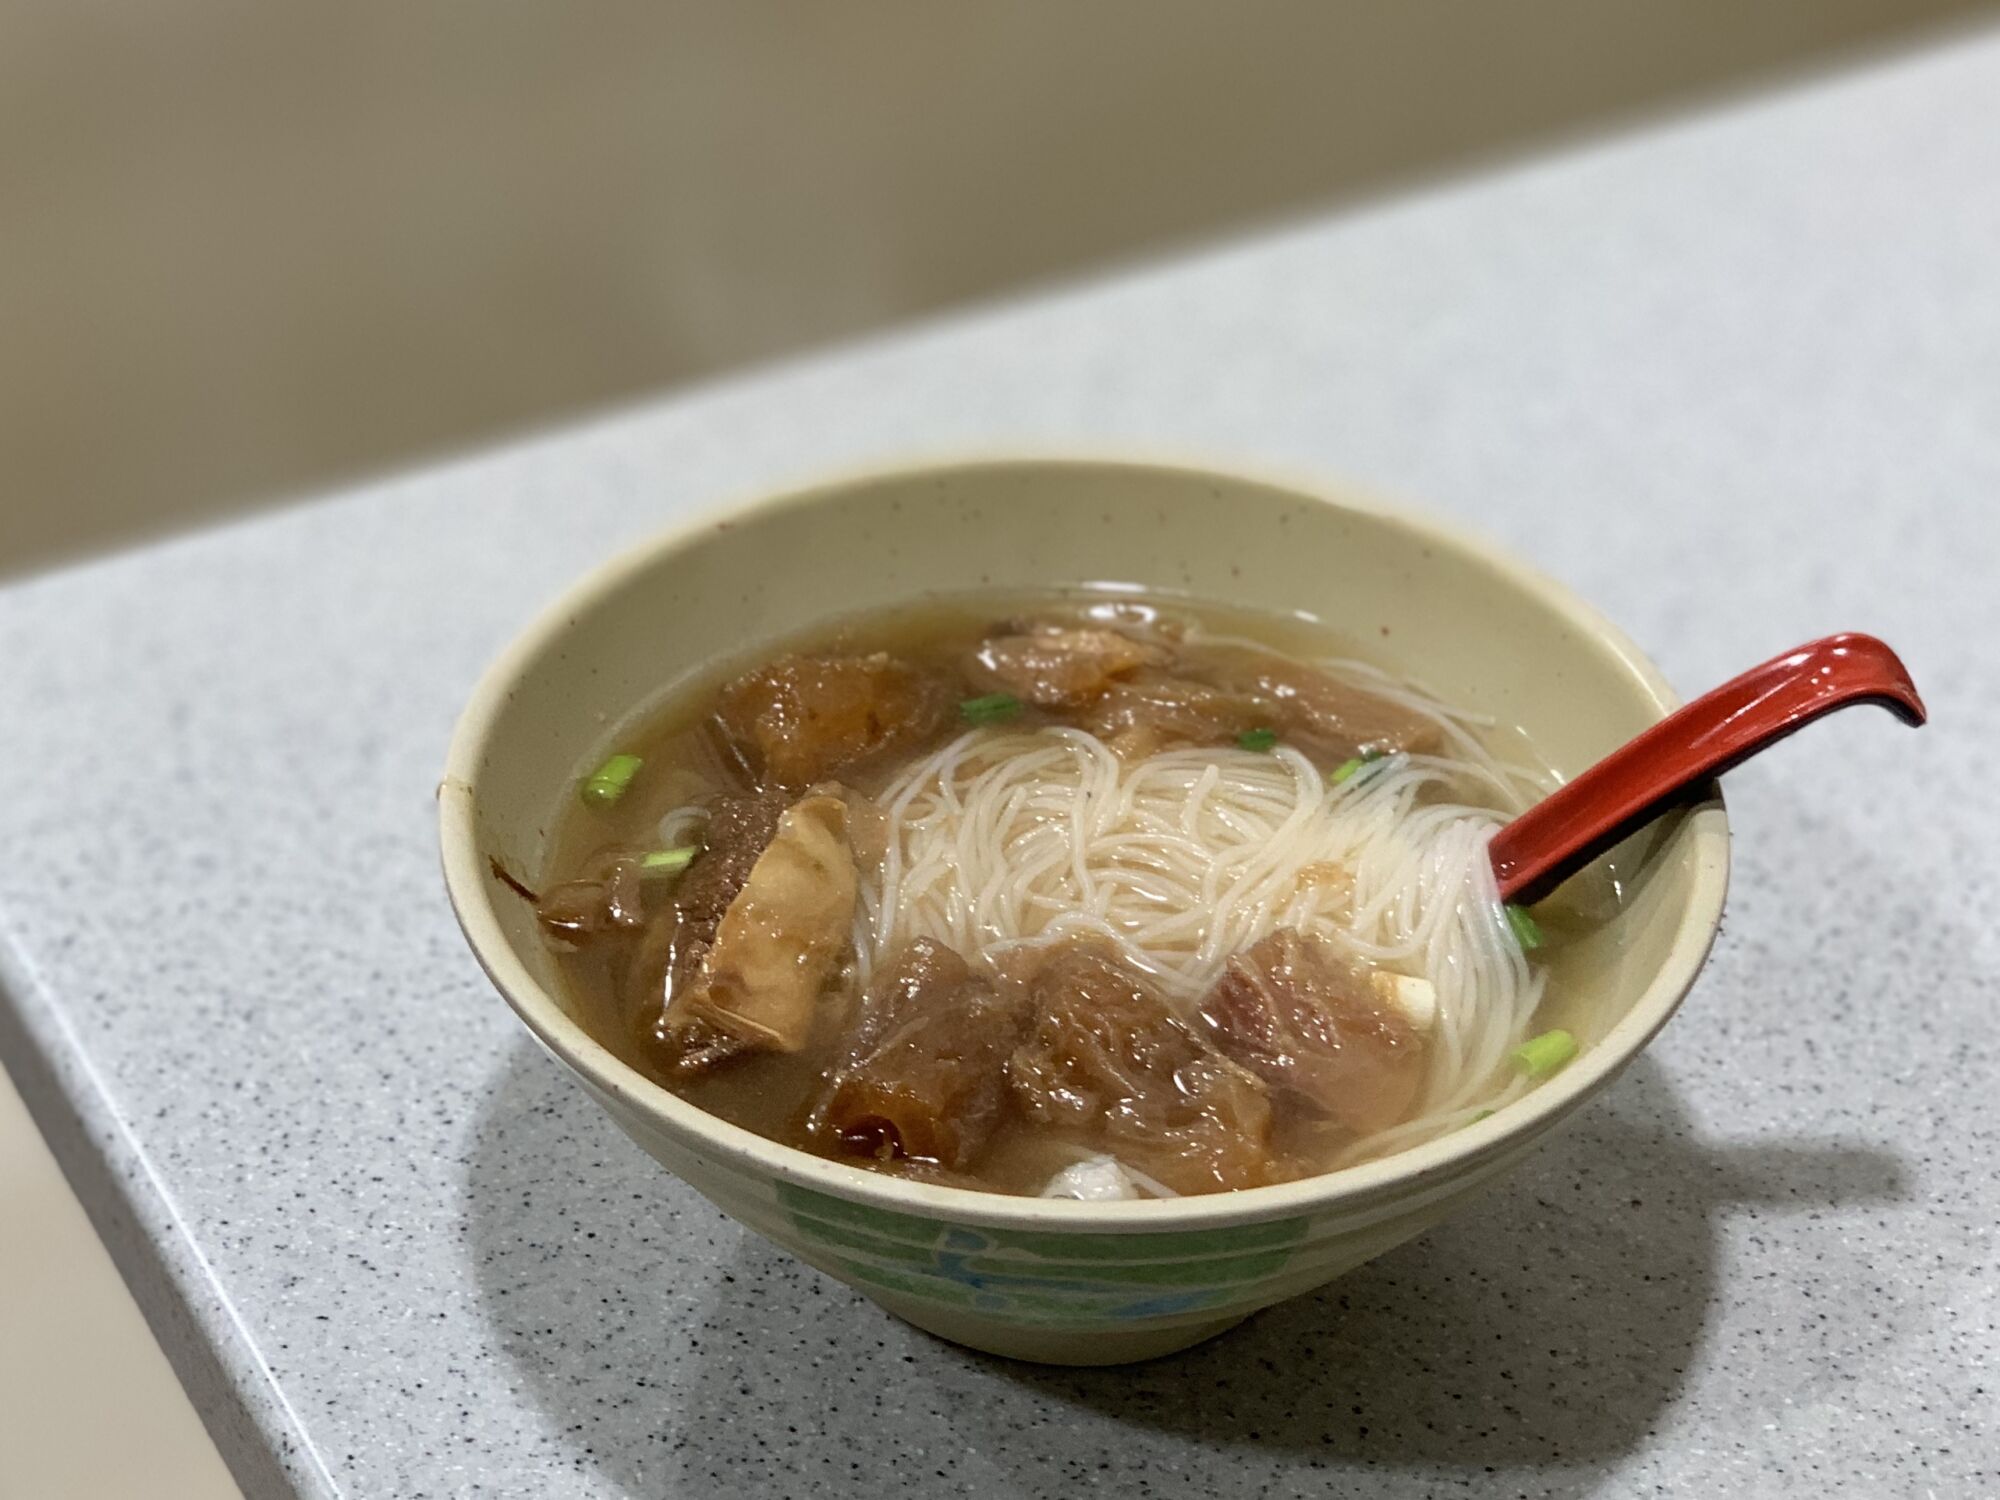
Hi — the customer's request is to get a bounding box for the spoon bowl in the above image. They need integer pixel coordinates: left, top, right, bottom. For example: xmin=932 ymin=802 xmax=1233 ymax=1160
xmin=1491 ymin=632 xmax=1926 ymax=905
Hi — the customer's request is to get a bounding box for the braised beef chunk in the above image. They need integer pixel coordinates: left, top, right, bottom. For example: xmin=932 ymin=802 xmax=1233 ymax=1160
xmin=714 ymin=652 xmax=952 ymax=788
xmin=661 ymin=791 xmax=788 ymax=990
xmin=1199 ymin=929 xmax=1425 ymax=1135
xmin=635 ymin=788 xmax=803 ymax=1073
xmin=655 ymin=793 xmax=857 ymax=1076
xmin=812 ymin=938 xmax=1028 ymax=1169
xmin=1079 ymin=669 xmax=1265 ymax=758
xmin=1184 ymin=645 xmax=1443 ymax=757
xmin=965 ymin=624 xmax=1169 ymax=708
xmin=1005 ymin=940 xmax=1276 ymax=1194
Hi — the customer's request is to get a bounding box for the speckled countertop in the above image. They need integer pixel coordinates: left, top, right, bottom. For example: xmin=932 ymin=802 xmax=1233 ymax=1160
xmin=4 ymin=33 xmax=1997 ymax=1500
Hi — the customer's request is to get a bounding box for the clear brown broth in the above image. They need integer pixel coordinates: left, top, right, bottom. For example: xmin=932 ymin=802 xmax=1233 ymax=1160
xmin=538 ymin=588 xmax=1602 ymax=1193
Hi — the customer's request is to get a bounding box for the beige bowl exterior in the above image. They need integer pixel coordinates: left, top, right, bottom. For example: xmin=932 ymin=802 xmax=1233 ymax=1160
xmin=440 ymin=456 xmax=1728 ymax=1365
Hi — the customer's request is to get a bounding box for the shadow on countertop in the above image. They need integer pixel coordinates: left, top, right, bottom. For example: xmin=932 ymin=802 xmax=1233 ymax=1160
xmin=460 ymin=1041 xmax=1909 ymax=1498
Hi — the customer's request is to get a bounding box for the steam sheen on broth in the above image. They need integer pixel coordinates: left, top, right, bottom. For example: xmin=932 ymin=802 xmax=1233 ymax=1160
xmin=531 ymin=591 xmax=1590 ymax=1198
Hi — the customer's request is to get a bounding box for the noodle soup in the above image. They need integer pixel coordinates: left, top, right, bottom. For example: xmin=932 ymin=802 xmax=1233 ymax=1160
xmin=526 ymin=591 xmax=1595 ymax=1198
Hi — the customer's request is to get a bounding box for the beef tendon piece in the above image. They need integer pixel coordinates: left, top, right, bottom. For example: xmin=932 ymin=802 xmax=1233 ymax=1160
xmin=535 ymin=857 xmax=647 ymax=944
xmin=812 ymin=938 xmax=1028 ymax=1170
xmin=714 ymin=652 xmax=952 ymax=788
xmin=826 ymin=784 xmax=890 ymax=873
xmin=965 ymin=623 xmax=1169 ymax=709
xmin=1005 ymin=939 xmax=1276 ymax=1195
xmin=1198 ymin=929 xmax=1427 ymax=1136
xmin=1078 ymin=669 xmax=1265 ymax=759
xmin=656 ymin=792 xmax=857 ymax=1075
xmin=1186 ymin=645 xmax=1443 ymax=758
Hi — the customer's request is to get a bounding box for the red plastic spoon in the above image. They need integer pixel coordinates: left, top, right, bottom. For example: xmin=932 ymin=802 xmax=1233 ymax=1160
xmin=1489 ymin=632 xmax=1926 ymax=905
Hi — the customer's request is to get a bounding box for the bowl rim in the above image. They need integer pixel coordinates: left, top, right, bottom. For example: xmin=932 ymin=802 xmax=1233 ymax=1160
xmin=440 ymin=452 xmax=1729 ymax=1231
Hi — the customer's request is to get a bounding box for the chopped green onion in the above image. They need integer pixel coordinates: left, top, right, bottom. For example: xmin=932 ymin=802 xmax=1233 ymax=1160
xmin=1511 ymin=1029 xmax=1578 ymax=1080
xmin=1460 ymin=1108 xmax=1496 ymax=1130
xmin=960 ymin=692 xmax=1023 ymax=726
xmin=1331 ymin=749 xmax=1386 ymax=784
xmin=639 ymin=846 xmax=699 ymax=876
xmin=1505 ymin=903 xmax=1544 ymax=950
xmin=1236 ymin=727 xmax=1278 ymax=752
xmin=580 ymin=753 xmax=643 ymax=808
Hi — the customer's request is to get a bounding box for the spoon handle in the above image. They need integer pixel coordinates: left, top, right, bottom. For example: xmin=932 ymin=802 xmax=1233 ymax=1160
xmin=1489 ymin=632 xmax=1926 ymax=905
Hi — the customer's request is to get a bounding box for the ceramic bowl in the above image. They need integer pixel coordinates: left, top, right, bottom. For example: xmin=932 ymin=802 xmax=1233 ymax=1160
xmin=439 ymin=456 xmax=1728 ymax=1365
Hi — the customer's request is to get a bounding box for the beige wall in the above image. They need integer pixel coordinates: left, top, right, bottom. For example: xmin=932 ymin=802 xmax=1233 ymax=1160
xmin=3 ymin=1 xmax=1992 ymax=577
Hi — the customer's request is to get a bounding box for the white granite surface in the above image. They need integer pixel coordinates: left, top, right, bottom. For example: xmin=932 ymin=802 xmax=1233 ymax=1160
xmin=3 ymin=30 xmax=1996 ymax=1500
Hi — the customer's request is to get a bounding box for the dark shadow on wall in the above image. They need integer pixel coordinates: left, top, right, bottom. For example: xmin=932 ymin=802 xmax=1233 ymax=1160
xmin=461 ymin=1042 xmax=1908 ymax=1497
